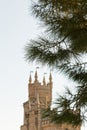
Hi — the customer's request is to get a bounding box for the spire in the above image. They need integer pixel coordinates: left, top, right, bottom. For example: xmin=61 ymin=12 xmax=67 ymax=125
xmin=35 ymin=66 xmax=39 ymax=82
xmin=35 ymin=70 xmax=38 ymax=82
xmin=29 ymin=74 xmax=32 ymax=84
xmin=43 ymin=75 xmax=46 ymax=86
xmin=49 ymin=72 xmax=52 ymax=83
xmin=29 ymin=71 xmax=33 ymax=84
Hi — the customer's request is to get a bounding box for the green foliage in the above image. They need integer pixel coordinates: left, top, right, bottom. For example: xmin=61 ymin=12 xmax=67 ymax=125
xmin=31 ymin=0 xmax=87 ymax=52
xmin=42 ymin=107 xmax=82 ymax=126
xmin=42 ymin=87 xmax=86 ymax=126
xmin=25 ymin=0 xmax=87 ymax=126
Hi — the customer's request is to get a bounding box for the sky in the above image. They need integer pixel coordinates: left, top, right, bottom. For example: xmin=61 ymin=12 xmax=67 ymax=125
xmin=0 ymin=0 xmax=86 ymax=130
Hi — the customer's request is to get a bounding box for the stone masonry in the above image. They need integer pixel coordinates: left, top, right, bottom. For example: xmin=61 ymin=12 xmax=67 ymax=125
xmin=20 ymin=71 xmax=81 ymax=130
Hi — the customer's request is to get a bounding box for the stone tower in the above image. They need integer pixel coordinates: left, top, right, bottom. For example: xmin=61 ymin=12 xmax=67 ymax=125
xmin=20 ymin=71 xmax=81 ymax=130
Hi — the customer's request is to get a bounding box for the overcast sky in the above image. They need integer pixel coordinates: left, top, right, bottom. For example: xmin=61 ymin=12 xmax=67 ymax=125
xmin=0 ymin=0 xmax=86 ymax=130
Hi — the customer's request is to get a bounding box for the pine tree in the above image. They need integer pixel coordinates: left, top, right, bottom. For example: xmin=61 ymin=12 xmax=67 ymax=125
xmin=25 ymin=0 xmax=87 ymax=126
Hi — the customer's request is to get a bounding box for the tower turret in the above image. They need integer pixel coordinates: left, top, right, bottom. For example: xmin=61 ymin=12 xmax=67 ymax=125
xmin=29 ymin=73 xmax=32 ymax=84
xmin=20 ymin=70 xmax=80 ymax=130
xmin=34 ymin=70 xmax=38 ymax=82
xmin=43 ymin=75 xmax=46 ymax=86
xmin=49 ymin=72 xmax=52 ymax=83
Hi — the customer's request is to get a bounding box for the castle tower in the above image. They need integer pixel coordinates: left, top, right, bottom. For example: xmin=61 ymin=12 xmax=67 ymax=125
xmin=20 ymin=71 xmax=81 ymax=130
